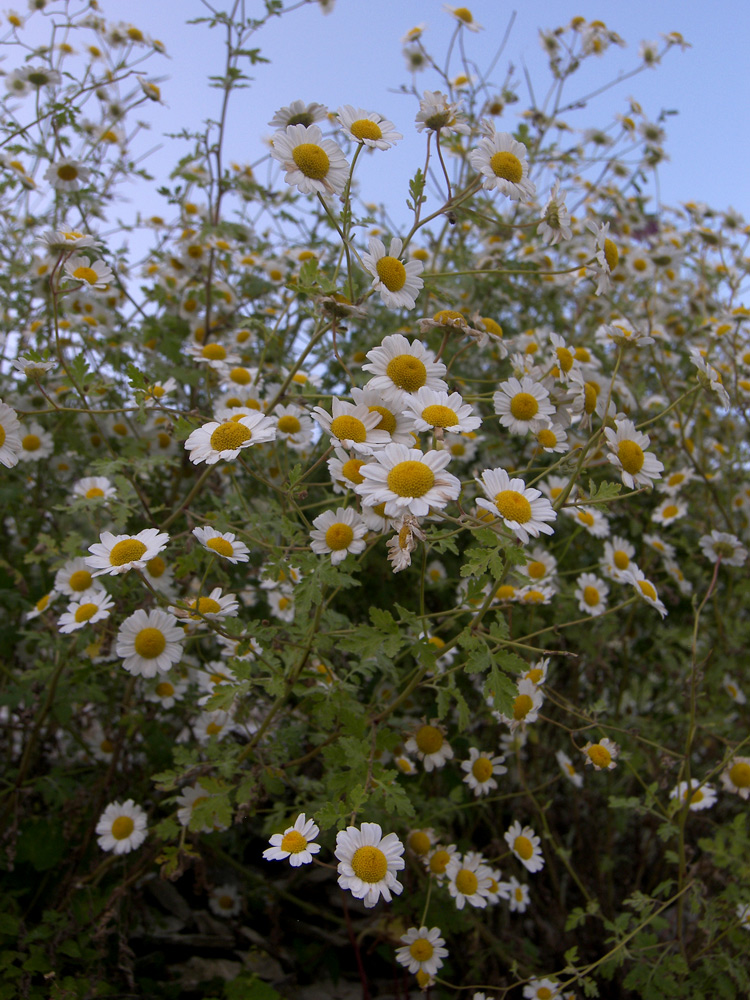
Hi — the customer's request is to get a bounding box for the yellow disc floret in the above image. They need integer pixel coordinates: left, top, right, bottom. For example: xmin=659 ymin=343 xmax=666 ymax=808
xmin=111 ymin=816 xmax=135 ymax=840
xmin=325 ymin=523 xmax=354 ymax=551
xmin=415 ymin=724 xmax=443 ymax=754
xmin=277 ymin=415 xmax=301 ymax=435
xmin=489 ymin=151 xmax=523 ymax=183
xmin=386 ymin=355 xmax=427 ymax=392
xmin=588 ymin=744 xmax=612 ymax=768
xmin=350 ymin=119 xmax=383 ymax=141
xmin=280 ymin=829 xmax=307 ymax=853
xmin=514 ymin=835 xmax=533 ymax=860
xmin=455 ymin=869 xmax=478 ymax=895
xmin=494 ymin=490 xmax=532 ymax=523
xmin=206 ymin=537 xmax=234 ymax=557
xmin=376 ymin=256 xmax=407 ymax=292
xmin=109 ymin=539 xmax=148 ymax=566
xmin=134 ymin=627 xmax=166 ymax=658
xmin=74 ymin=602 xmax=98 ymax=623
xmin=409 ymin=939 xmax=434 ymax=961
xmin=210 ymin=421 xmax=252 ymax=452
xmin=472 ymin=757 xmax=493 ymax=782
xmin=387 ymin=461 xmax=435 ymax=498
xmin=618 ymin=440 xmax=644 ymax=475
xmin=729 ymin=762 xmax=750 ymax=788
xmin=69 ymin=570 xmax=93 ymax=592
xmin=291 ymin=143 xmax=330 ymax=180
xmin=513 ymin=694 xmax=533 ymax=720
xmin=421 ymin=404 xmax=459 ymax=428
xmin=330 ymin=415 xmax=367 ymax=442
xmin=351 ymin=845 xmax=388 ymax=882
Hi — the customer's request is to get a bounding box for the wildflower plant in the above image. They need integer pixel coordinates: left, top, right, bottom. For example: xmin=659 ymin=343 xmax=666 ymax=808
xmin=1 ymin=4 xmax=749 ymax=999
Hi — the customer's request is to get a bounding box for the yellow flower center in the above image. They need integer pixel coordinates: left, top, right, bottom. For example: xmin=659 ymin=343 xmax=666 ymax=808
xmin=538 ymin=989 xmax=553 ymax=1000
xmin=191 ymin=597 xmax=222 ymax=616
xmin=481 ymin=317 xmax=503 ymax=337
xmin=74 ymin=602 xmax=98 ymax=622
xmin=69 ymin=569 xmax=93 ymax=592
xmin=514 ymin=835 xmax=533 ymax=860
xmin=556 ymin=346 xmax=574 ymax=372
xmin=387 ymin=461 xmax=435 ymax=498
xmin=330 ymin=414 xmax=367 ymax=442
xmin=57 ymin=164 xmax=79 ymax=181
xmin=604 ymin=238 xmax=619 ymax=271
xmin=368 ymin=405 xmax=397 ymax=433
xmin=341 ymin=458 xmax=365 ymax=484
xmin=526 ymin=667 xmax=543 ymax=684
xmin=729 ymin=762 xmax=750 ymax=788
xmin=408 ymin=831 xmax=431 ymax=855
xmin=109 ymin=539 xmax=148 ymax=566
xmin=325 ymin=523 xmax=354 ymax=551
xmin=0 ymin=426 xmax=4 ymax=448
xmin=455 ymin=869 xmax=478 ymax=895
xmin=450 ymin=443 xmax=465 ymax=456
xmin=385 ymin=355 xmax=427 ymax=392
xmin=147 ymin=556 xmax=166 ymax=577
xmin=291 ymin=142 xmax=330 ymax=180
xmin=617 ymin=440 xmax=644 ymax=475
xmin=350 ymin=119 xmax=383 ymax=141
xmin=111 ymin=816 xmax=135 ymax=840
xmin=409 ymin=939 xmax=434 ymax=962
xmin=489 ymin=151 xmax=523 ymax=183
xmin=210 ymin=421 xmax=252 ymax=451
xmin=351 ymin=845 xmax=388 ymax=882
xmin=376 ymin=256 xmax=407 ymax=292
xmin=429 ymin=849 xmax=450 ymax=874
xmin=112 ymin=422 xmax=128 ymax=437
xmin=583 ymin=586 xmax=600 ymax=606
xmin=278 ymin=597 xmax=291 ymax=611
xmin=421 ymin=404 xmax=458 ymax=428
xmin=661 ymin=504 xmax=678 ymax=519
xmin=494 ymin=490 xmax=531 ymax=523
xmin=453 ymin=6 xmax=473 ymax=22
xmin=36 ymin=594 xmax=51 ymax=612
xmin=688 ymin=788 xmax=704 ymax=804
xmin=280 ymin=829 xmax=308 ymax=853
xmin=22 ymin=434 xmax=41 ymax=451
xmin=583 ymin=382 xmax=598 ymax=414
xmin=515 ymin=887 xmax=524 ymax=902
xmin=206 ymin=722 xmax=223 ymax=735
xmin=495 ymin=584 xmax=515 ymax=600
xmin=637 ymin=579 xmax=657 ymax=601
xmin=613 ymin=550 xmax=629 ymax=570
xmin=72 ymin=266 xmax=99 ymax=284
xmin=472 ymin=757 xmax=494 ymax=782
xmin=536 ymin=429 xmax=557 ymax=449
xmin=155 ymin=681 xmax=175 ymax=698
xmin=85 ymin=486 xmax=105 ymax=498
xmin=415 ymin=724 xmax=443 ymax=754
xmin=527 ymin=561 xmax=546 ymax=580
xmin=201 ymin=343 xmax=226 ymax=360
xmin=433 ymin=309 xmax=464 ymax=326
xmin=588 ymin=744 xmax=612 ymax=768
xmin=230 ymin=367 xmax=251 ymax=385
xmin=577 ymin=511 xmax=595 ymax=527
xmin=206 ymin=537 xmax=234 ymax=557
xmin=134 ymin=627 xmax=166 ymax=658
xmin=513 ymin=694 xmax=534 ymax=720
xmin=277 ymin=415 xmax=302 ymax=434
xmin=99 ymin=739 xmax=114 ymax=753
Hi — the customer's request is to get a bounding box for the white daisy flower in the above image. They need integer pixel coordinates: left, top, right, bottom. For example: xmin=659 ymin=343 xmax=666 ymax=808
xmin=144 ymin=673 xmax=188 ymax=710
xmin=176 ymin=783 xmax=230 ymax=832
xmin=524 ymin=978 xmax=562 ymax=1000
xmin=720 ymin=757 xmax=750 ymax=800
xmin=415 ymin=90 xmax=470 ymax=134
xmin=461 ymin=747 xmax=507 ymax=796
xmin=723 ymin=674 xmax=746 ymax=704
xmin=556 ymin=750 xmax=583 ymax=788
xmin=564 ymin=505 xmax=610 ymax=539
xmin=141 ymin=554 xmax=176 ymax=596
xmin=395 ymin=926 xmax=448 ymax=976
xmin=209 ymin=883 xmax=241 ymax=917
xmin=699 ymin=530 xmax=747 ymax=567
xmin=44 ymin=157 xmax=90 ymax=192
xmin=86 ymin=528 xmax=169 ymax=577
xmin=0 ymin=400 xmax=22 ymax=468
xmin=57 ymin=591 xmax=113 ymax=633
xmin=309 ymin=507 xmax=367 ymax=564
xmin=574 ymin=572 xmax=609 ymax=616
xmin=520 ymin=547 xmax=558 ymax=586
xmin=193 ymin=709 xmax=233 ymax=744
xmin=335 ymin=822 xmax=405 ymax=907
xmin=270 ymin=123 xmax=349 ymax=196
xmin=470 ymin=129 xmax=535 ymax=201
xmin=651 ymin=499 xmax=686 ymax=526
xmin=18 ymin=421 xmax=54 ymax=462
xmin=267 ymin=586 xmax=295 ymax=622
xmin=312 ymin=397 xmax=391 ymax=453
xmin=362 ymin=333 xmax=448 ymax=406
xmin=96 ymin=799 xmax=148 ymax=854
xmin=475 ymin=468 xmax=557 ymax=544
xmin=356 ymin=443 xmax=460 ymax=518
xmin=71 ymin=476 xmax=117 ymax=502
xmin=25 ymin=590 xmax=58 ymax=621
xmin=179 ymin=587 xmax=239 ymax=624
xmin=670 ymin=779 xmax=717 ymax=812
xmin=643 ymin=533 xmax=675 ymax=560
xmin=361 ymin=237 xmax=424 ymax=310
xmin=272 ymin=404 xmax=314 ymax=450
xmin=186 ymin=340 xmax=241 ymax=370
xmin=444 ymin=5 xmax=482 ymax=30
xmin=404 ymin=722 xmax=454 ymax=771
xmin=505 ymin=875 xmax=530 ymax=912
xmin=192 ymin=526 xmax=250 ymax=564
xmin=424 ymin=844 xmax=458 ymax=882
xmin=625 ymin=567 xmax=667 ymax=617
xmin=12 ymin=355 xmax=56 ymax=378
xmin=268 ymin=100 xmax=328 ymax=129
xmin=263 ymin=813 xmax=321 ymax=867
xmin=327 ymin=447 xmax=368 ymax=494
xmin=503 ymin=678 xmax=544 ymax=732
xmin=54 ymin=557 xmax=104 ymax=599
xmin=505 ymin=820 xmax=544 ymax=873
xmin=337 ymin=105 xmax=402 ymax=149
xmin=404 ymin=387 xmax=482 ymax=434
xmin=350 ymin=386 xmax=417 ymax=445
xmin=63 ymin=255 xmax=113 ymax=290
xmin=538 ymin=181 xmax=572 ymax=244
xmin=115 ymin=608 xmax=184 ymax=677
xmin=446 ymin=853 xmax=494 ymax=909
xmin=601 ymin=535 xmax=636 ymax=582
xmin=493 ymin=376 xmax=555 ymax=435
xmin=587 ymin=219 xmax=619 ymax=295
xmin=185 ymin=411 xmax=276 ymax=465
xmin=658 ymin=467 xmax=695 ymax=495
xmin=582 ymin=738 xmax=619 ymax=771
xmin=39 ymin=228 xmax=100 ymax=252
xmin=535 ymin=423 xmax=569 ymax=454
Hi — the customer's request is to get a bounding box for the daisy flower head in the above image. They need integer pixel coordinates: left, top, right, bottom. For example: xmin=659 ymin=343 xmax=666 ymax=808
xmin=583 ymin=737 xmax=619 ymax=771
xmin=268 ymin=586 xmax=295 ymax=622
xmin=505 ymin=678 xmax=544 ymax=732
xmin=505 ymin=820 xmax=544 ymax=873
xmin=185 ymin=411 xmax=276 ymax=465
xmin=535 ymin=423 xmax=569 ymax=454
xmin=335 ymin=822 xmax=405 ymax=907
xmin=361 ymin=237 xmax=424 ymax=310
xmin=446 ymin=853 xmax=493 ymax=909
xmin=395 ymin=926 xmax=448 ymax=976
xmin=337 ymin=105 xmax=402 ymax=149
xmin=405 ymin=721 xmax=454 ymax=771
xmin=54 ymin=557 xmax=103 ymax=599
xmin=44 ymin=157 xmax=90 ymax=192
xmin=670 ymin=779 xmax=717 ymax=812
xmin=659 ymin=467 xmax=695 ymax=495
xmin=71 ymin=476 xmax=117 ymax=502
xmin=721 ymin=757 xmax=750 ymax=800
xmin=309 ymin=507 xmax=367 ymax=564
xmin=63 ymin=254 xmax=113 ymax=290
xmin=115 ymin=608 xmax=184 ymax=677
xmin=192 ymin=525 xmax=250 ymax=564
xmin=735 ymin=903 xmax=750 ymax=931
xmin=444 ymin=5 xmax=482 ymax=30
xmin=144 ymin=673 xmax=187 ymax=710
xmin=0 ymin=400 xmax=21 ymax=468
xmin=493 ymin=376 xmax=555 ymax=435
xmin=404 ymin=387 xmax=482 ymax=434
xmin=723 ymin=674 xmax=746 ymax=704
xmin=176 ymin=782 xmax=230 ymax=832
xmin=625 ymin=566 xmax=667 ymax=618
xmin=415 ymin=89 xmax=470 ymax=134
xmin=209 ymin=884 xmax=241 ymax=918
xmin=461 ymin=747 xmax=507 ymax=796
xmin=574 ymin=572 xmax=609 ymax=616
xmin=263 ymin=813 xmax=321 ymax=867
xmin=505 ymin=875 xmax=530 ymax=912
xmin=476 ymin=467 xmax=557 ymax=544
xmin=12 ymin=355 xmax=56 ymax=379
xmin=86 ymin=528 xmax=168 ymax=577
xmin=556 ymin=750 xmax=583 ymax=788
xmin=643 ymin=533 xmax=675 ymax=561
xmin=538 ymin=181 xmax=572 ymax=244
xmin=180 ymin=587 xmax=239 ymax=625
xmin=699 ymin=530 xmax=747 ymax=567
xmin=651 ymin=498 xmax=686 ymax=527
xmin=524 ymin=979 xmax=562 ymax=1000
xmin=350 ymin=386 xmax=418 ymax=445
xmin=356 ymin=443 xmax=460 ymax=518
xmin=57 ymin=591 xmax=114 ymax=633
xmin=406 ymin=829 xmax=435 ymax=857
xmin=520 ymin=546 xmax=557 ymax=586
xmin=362 ymin=333 xmax=448 ymax=406
xmin=18 ymin=420 xmax=54 ymax=461
xmin=270 ymin=123 xmax=349 ymax=196
xmin=470 ymin=129 xmax=535 ymax=201
xmin=601 ymin=535 xmax=636 ymax=581
xmin=268 ymin=100 xmax=328 ymax=129
xmin=604 ymin=418 xmax=663 ymax=489
xmin=587 ymin=219 xmax=619 ymax=295
xmin=424 ymin=843 xmax=458 ymax=881
xmin=312 ymin=397 xmax=391 ymax=453
xmin=96 ymin=799 xmax=147 ymax=855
